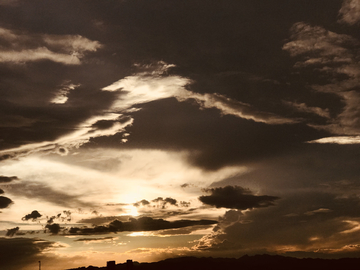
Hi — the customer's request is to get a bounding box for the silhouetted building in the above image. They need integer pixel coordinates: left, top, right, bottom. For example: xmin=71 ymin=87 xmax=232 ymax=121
xmin=126 ymin=260 xmax=133 ymax=270
xmin=107 ymin=260 xmax=116 ymax=270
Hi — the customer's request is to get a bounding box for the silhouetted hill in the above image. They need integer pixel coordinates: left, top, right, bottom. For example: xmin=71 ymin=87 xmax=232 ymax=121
xmin=67 ymin=254 xmax=360 ymax=270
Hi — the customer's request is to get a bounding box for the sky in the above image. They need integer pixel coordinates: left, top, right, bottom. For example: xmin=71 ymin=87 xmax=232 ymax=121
xmin=1 ymin=0 xmax=360 ymax=269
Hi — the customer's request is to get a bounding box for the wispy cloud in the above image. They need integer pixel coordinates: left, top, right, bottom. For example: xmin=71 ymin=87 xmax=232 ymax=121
xmin=283 ymin=21 xmax=360 ymax=138
xmin=104 ymin=62 xmax=296 ymax=124
xmin=0 ymin=27 xmax=102 ymax=65
xmin=0 ymin=113 xmax=132 ymax=159
xmin=51 ymin=82 xmax=80 ymax=104
xmin=284 ymin=101 xmax=330 ymax=119
xmin=308 ymin=136 xmax=360 ymax=144
xmin=0 ymin=61 xmax=295 ymax=160
xmin=338 ymin=0 xmax=360 ymax=25
xmin=8 ymin=182 xmax=96 ymax=208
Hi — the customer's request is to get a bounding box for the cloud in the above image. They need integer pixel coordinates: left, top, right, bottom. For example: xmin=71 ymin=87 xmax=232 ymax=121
xmin=192 ymin=165 xmax=360 ymax=254
xmin=6 ymin=227 xmax=19 ymax=237
xmin=68 ymin=217 xmax=217 ymax=235
xmin=155 ymin=224 xmax=215 ymax=236
xmin=22 ymin=210 xmax=42 ymax=221
xmin=338 ymin=0 xmax=360 ymax=25
xmin=177 ymin=92 xmax=297 ymax=125
xmin=199 ymin=186 xmax=279 ymax=210
xmin=284 ymin=101 xmax=330 ymax=119
xmin=0 ymin=113 xmax=133 ymax=160
xmin=0 ymin=0 xmax=344 ymax=174
xmin=45 ymin=223 xmax=61 ymax=234
xmin=8 ymin=182 xmax=96 ymax=208
xmin=110 ymin=97 xmax=327 ymax=171
xmin=77 ymin=216 xmax=130 ymax=226
xmin=133 ymin=199 xmax=151 ymax=207
xmin=0 ymin=176 xmax=18 ymax=183
xmin=0 ymin=26 xmax=102 ymax=65
xmin=0 ymin=196 xmax=13 ymax=209
xmin=283 ymin=22 xmax=360 ymax=137
xmin=132 ymin=196 xmax=194 ymax=219
xmin=151 ymin=197 xmax=178 ymax=208
xmin=0 ymin=237 xmax=70 ymax=270
xmin=308 ymin=136 xmax=360 ymax=144
xmin=0 ymin=47 xmax=82 ymax=65
xmin=305 ymin=208 xmax=333 ymax=216
xmin=45 ymin=211 xmax=72 ymax=225
xmin=0 ymin=0 xmax=358 ymax=265
xmin=0 ymin=237 xmax=52 ymax=262
xmin=103 ymin=62 xmax=295 ymax=125
xmin=50 ymin=82 xmax=80 ymax=104
xmin=283 ymin=22 xmax=357 ymax=59
xmin=74 ymin=236 xmax=117 ymax=243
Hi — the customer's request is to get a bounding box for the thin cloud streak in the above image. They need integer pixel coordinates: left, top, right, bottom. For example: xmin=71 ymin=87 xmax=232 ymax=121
xmin=0 ymin=26 xmax=102 ymax=65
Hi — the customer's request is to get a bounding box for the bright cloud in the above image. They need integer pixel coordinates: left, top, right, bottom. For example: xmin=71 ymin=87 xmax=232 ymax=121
xmin=0 ymin=113 xmax=132 ymax=159
xmin=104 ymin=62 xmax=295 ymax=124
xmin=0 ymin=27 xmax=102 ymax=65
xmin=0 ymin=148 xmax=246 ymax=230
xmin=308 ymin=136 xmax=360 ymax=144
xmin=51 ymin=82 xmax=80 ymax=104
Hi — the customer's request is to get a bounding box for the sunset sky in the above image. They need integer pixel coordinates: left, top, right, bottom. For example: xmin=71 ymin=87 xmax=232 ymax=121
xmin=1 ymin=1 xmax=360 ymax=269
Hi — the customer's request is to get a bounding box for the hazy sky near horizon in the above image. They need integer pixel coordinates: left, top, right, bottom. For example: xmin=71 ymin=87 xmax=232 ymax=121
xmin=2 ymin=0 xmax=360 ymax=269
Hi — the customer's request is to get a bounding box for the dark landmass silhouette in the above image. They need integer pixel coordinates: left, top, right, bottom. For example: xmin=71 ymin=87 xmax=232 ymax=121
xmin=66 ymin=254 xmax=359 ymax=270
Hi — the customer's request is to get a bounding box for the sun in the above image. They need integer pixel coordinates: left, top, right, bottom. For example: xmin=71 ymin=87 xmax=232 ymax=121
xmin=118 ymin=193 xmax=142 ymax=217
xmin=125 ymin=204 xmax=139 ymax=217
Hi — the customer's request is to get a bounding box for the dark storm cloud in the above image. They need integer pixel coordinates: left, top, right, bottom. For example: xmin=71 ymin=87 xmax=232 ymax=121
xmin=22 ymin=210 xmax=42 ymax=221
xmin=0 ymin=237 xmax=59 ymax=270
xmin=0 ymin=0 xmax=347 ymax=163
xmin=93 ymin=98 xmax=329 ymax=170
xmin=0 ymin=19 xmax=127 ymax=155
xmin=0 ymin=196 xmax=13 ymax=209
xmin=211 ymin=143 xmax=360 ymax=194
xmin=7 ymin=182 xmax=96 ymax=208
xmin=68 ymin=217 xmax=217 ymax=235
xmin=73 ymin=0 xmax=344 ymax=170
xmin=5 ymin=227 xmax=19 ymax=237
xmin=0 ymin=176 xmax=18 ymax=183
xmin=199 ymin=186 xmax=279 ymax=210
xmin=0 ymin=85 xmax=122 ymax=153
